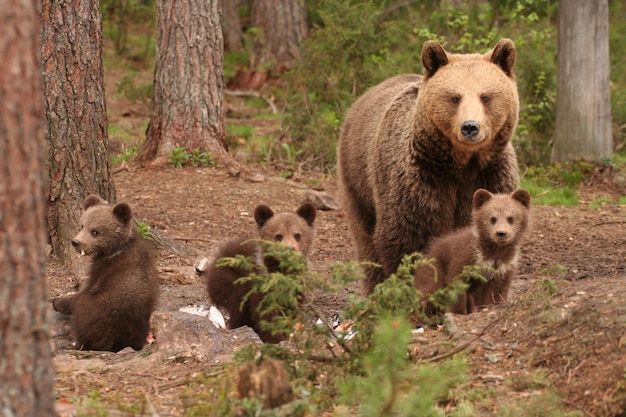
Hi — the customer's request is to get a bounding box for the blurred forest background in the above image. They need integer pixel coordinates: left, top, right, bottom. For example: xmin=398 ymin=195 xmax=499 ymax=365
xmin=103 ymin=0 xmax=626 ymax=172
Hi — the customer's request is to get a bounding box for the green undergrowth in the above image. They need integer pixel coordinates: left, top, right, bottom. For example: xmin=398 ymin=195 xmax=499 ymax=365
xmin=178 ymin=243 xmax=579 ymax=416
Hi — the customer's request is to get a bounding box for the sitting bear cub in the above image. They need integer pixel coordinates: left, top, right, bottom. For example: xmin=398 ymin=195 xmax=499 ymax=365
xmin=200 ymin=203 xmax=316 ymax=343
xmin=414 ymin=188 xmax=531 ymax=315
xmin=52 ymin=195 xmax=160 ymax=352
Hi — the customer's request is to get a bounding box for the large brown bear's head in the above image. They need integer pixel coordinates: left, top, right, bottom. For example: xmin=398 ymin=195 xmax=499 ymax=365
xmin=420 ymin=39 xmax=519 ymax=153
xmin=254 ymin=202 xmax=317 ymax=257
xmin=72 ymin=194 xmax=135 ymax=258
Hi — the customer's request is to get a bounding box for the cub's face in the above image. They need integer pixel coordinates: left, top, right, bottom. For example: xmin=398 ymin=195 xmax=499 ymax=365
xmin=72 ymin=195 xmax=134 ymax=257
xmin=472 ymin=189 xmax=530 ymax=246
xmin=254 ymin=203 xmax=316 ymax=257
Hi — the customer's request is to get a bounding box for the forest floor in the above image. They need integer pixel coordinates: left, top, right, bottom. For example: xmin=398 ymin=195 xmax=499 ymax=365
xmin=47 ymin=77 xmax=626 ymax=416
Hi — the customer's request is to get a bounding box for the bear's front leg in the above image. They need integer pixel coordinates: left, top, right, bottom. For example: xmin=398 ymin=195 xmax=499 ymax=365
xmin=51 ymin=293 xmax=77 ymax=316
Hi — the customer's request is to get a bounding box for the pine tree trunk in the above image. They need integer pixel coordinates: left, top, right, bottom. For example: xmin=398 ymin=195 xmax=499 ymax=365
xmin=250 ymin=0 xmax=308 ymax=73
xmin=0 ymin=1 xmax=54 ymax=416
xmin=136 ymin=0 xmax=235 ymax=169
xmin=41 ymin=0 xmax=116 ymax=265
xmin=222 ymin=0 xmax=243 ymax=52
xmin=552 ymin=0 xmax=612 ymax=163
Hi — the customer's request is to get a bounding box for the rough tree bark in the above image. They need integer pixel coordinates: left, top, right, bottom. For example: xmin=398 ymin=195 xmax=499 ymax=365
xmin=0 ymin=1 xmax=54 ymax=416
xmin=41 ymin=0 xmax=116 ymax=265
xmin=222 ymin=0 xmax=243 ymax=52
xmin=250 ymin=0 xmax=308 ymax=73
xmin=136 ymin=0 xmax=236 ymax=169
xmin=552 ymin=0 xmax=612 ymax=163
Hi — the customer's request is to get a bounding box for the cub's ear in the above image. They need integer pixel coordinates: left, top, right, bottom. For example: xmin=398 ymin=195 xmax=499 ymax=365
xmin=83 ymin=194 xmax=107 ymax=210
xmin=421 ymin=40 xmax=449 ymax=78
xmin=472 ymin=189 xmax=494 ymax=210
xmin=486 ymin=38 xmax=516 ymax=78
xmin=511 ymin=189 xmax=531 ymax=209
xmin=296 ymin=202 xmax=317 ymax=226
xmin=254 ymin=205 xmax=275 ymax=227
xmin=112 ymin=202 xmax=133 ymax=224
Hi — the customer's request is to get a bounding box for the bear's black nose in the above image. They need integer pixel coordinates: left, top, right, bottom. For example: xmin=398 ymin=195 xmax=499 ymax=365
xmin=71 ymin=239 xmax=80 ymax=247
xmin=461 ymin=121 xmax=480 ymax=138
xmin=496 ymin=231 xmax=507 ymax=240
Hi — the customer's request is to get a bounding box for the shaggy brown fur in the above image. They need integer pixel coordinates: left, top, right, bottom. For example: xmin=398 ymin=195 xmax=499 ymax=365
xmin=202 ymin=203 xmax=316 ymax=343
xmin=338 ymin=39 xmax=520 ymax=294
xmin=51 ymin=195 xmax=160 ymax=352
xmin=415 ymin=188 xmax=531 ymax=315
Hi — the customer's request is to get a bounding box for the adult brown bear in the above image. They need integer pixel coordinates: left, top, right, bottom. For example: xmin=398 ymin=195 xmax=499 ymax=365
xmin=338 ymin=39 xmax=520 ymax=294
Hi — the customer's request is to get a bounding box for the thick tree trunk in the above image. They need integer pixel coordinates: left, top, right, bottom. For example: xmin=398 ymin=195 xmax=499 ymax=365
xmin=0 ymin=1 xmax=54 ymax=416
xmin=41 ymin=0 xmax=116 ymax=265
xmin=250 ymin=0 xmax=308 ymax=73
xmin=552 ymin=0 xmax=612 ymax=163
xmin=136 ymin=0 xmax=235 ymax=168
xmin=222 ymin=0 xmax=243 ymax=52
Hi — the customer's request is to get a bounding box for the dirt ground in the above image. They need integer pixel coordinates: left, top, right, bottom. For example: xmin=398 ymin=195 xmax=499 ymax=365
xmin=48 ymin=159 xmax=626 ymax=416
xmin=47 ymin=85 xmax=626 ymax=415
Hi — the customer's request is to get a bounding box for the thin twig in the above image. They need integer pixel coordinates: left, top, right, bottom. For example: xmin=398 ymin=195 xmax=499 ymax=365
xmin=591 ymin=220 xmax=626 ymax=228
xmin=424 ymin=303 xmax=515 ymax=363
xmin=170 ymin=236 xmax=215 ymax=243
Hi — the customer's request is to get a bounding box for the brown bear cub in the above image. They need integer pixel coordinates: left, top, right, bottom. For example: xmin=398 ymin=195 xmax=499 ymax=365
xmin=201 ymin=202 xmax=316 ymax=343
xmin=338 ymin=39 xmax=520 ymax=295
xmin=414 ymin=188 xmax=531 ymax=315
xmin=52 ymin=195 xmax=160 ymax=352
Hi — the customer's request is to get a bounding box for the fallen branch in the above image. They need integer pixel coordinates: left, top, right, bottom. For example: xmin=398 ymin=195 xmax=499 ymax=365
xmin=225 ymin=89 xmax=278 ymax=114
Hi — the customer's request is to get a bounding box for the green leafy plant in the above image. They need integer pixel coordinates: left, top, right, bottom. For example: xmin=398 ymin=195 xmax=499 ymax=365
xmin=168 ymin=147 xmax=190 ymax=168
xmin=167 ymin=146 xmax=215 ymax=168
xmin=135 ymin=221 xmax=152 ymax=240
xmin=337 ymin=315 xmax=468 ymax=416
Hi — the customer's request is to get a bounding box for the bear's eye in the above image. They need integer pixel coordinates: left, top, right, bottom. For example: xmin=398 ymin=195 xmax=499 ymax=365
xmin=275 ymin=234 xmax=283 ymax=242
xmin=481 ymin=95 xmax=490 ymax=104
xmin=451 ymin=96 xmax=461 ymax=105
xmin=507 ymin=217 xmax=514 ymax=224
xmin=294 ymin=233 xmax=301 ymax=242
xmin=91 ymin=229 xmax=98 ymax=237
xmin=490 ymin=217 xmax=497 ymax=225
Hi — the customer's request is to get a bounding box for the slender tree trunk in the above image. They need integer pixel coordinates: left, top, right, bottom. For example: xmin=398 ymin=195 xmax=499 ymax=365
xmin=0 ymin=1 xmax=54 ymax=416
xmin=552 ymin=0 xmax=612 ymax=163
xmin=250 ymin=0 xmax=308 ymax=73
xmin=136 ymin=0 xmax=236 ymax=169
xmin=41 ymin=0 xmax=116 ymax=266
xmin=222 ymin=0 xmax=243 ymax=52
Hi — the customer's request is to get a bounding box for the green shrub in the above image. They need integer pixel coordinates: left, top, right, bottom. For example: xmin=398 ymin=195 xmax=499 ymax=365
xmin=167 ymin=146 xmax=215 ymax=168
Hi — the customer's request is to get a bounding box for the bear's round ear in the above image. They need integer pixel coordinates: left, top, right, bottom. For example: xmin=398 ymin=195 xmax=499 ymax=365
xmin=421 ymin=40 xmax=449 ymax=78
xmin=83 ymin=194 xmax=107 ymax=210
xmin=296 ymin=202 xmax=317 ymax=226
xmin=254 ymin=205 xmax=275 ymax=227
xmin=473 ymin=189 xmax=493 ymax=210
xmin=511 ymin=189 xmax=531 ymax=209
xmin=112 ymin=202 xmax=133 ymax=224
xmin=486 ymin=38 xmax=516 ymax=78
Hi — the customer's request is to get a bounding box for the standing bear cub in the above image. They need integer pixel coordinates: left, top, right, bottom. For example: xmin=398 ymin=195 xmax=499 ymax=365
xmin=52 ymin=195 xmax=160 ymax=352
xmin=338 ymin=39 xmax=520 ymax=294
xmin=200 ymin=203 xmax=316 ymax=343
xmin=414 ymin=188 xmax=531 ymax=315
